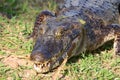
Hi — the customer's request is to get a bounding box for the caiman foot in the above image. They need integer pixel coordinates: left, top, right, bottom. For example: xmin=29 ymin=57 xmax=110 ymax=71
xmin=114 ymin=35 xmax=120 ymax=56
xmin=111 ymin=24 xmax=120 ymax=56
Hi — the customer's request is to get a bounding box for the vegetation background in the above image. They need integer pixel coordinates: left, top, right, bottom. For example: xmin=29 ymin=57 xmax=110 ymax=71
xmin=0 ymin=0 xmax=120 ymax=80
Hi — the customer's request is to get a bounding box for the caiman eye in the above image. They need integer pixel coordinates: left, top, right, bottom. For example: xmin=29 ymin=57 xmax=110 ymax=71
xmin=55 ymin=27 xmax=64 ymax=38
xmin=39 ymin=28 xmax=44 ymax=35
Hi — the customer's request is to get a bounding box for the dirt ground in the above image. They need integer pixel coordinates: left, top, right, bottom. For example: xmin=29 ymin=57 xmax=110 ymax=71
xmin=0 ymin=54 xmax=67 ymax=80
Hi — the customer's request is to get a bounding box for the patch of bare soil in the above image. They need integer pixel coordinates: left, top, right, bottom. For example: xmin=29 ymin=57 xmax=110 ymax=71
xmin=0 ymin=54 xmax=38 ymax=80
xmin=0 ymin=54 xmax=66 ymax=80
xmin=20 ymin=69 xmax=37 ymax=80
xmin=1 ymin=54 xmax=33 ymax=68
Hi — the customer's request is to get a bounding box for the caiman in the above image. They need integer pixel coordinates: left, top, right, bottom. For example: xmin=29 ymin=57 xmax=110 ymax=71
xmin=29 ymin=0 xmax=120 ymax=73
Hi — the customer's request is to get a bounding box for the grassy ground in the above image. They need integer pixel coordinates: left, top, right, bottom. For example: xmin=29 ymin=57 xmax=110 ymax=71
xmin=0 ymin=1 xmax=120 ymax=80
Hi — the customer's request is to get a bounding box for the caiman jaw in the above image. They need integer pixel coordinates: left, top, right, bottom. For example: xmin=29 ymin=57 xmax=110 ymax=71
xmin=33 ymin=51 xmax=68 ymax=73
xmin=34 ymin=61 xmax=51 ymax=73
xmin=33 ymin=53 xmax=64 ymax=73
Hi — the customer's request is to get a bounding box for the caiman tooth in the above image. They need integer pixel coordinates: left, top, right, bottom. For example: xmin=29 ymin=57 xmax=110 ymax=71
xmin=39 ymin=65 xmax=42 ymax=68
xmin=47 ymin=63 xmax=50 ymax=67
xmin=42 ymin=64 xmax=45 ymax=68
xmin=47 ymin=62 xmax=49 ymax=66
xmin=45 ymin=62 xmax=48 ymax=67
xmin=41 ymin=64 xmax=44 ymax=67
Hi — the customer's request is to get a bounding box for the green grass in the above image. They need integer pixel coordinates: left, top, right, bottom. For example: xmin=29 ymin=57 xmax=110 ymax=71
xmin=0 ymin=0 xmax=120 ymax=80
xmin=65 ymin=52 xmax=120 ymax=80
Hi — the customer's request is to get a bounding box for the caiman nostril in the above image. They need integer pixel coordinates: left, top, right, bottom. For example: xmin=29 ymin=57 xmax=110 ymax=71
xmin=30 ymin=50 xmax=52 ymax=63
xmin=30 ymin=51 xmax=46 ymax=62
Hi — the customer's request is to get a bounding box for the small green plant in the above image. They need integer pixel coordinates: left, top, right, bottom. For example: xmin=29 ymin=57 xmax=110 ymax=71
xmin=0 ymin=0 xmax=28 ymax=18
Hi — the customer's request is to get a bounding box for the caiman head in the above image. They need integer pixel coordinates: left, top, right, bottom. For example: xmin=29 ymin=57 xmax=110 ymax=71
xmin=30 ymin=11 xmax=86 ymax=73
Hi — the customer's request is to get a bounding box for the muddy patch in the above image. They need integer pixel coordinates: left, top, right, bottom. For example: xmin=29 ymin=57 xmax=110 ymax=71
xmin=0 ymin=54 xmax=64 ymax=80
xmin=1 ymin=55 xmax=33 ymax=68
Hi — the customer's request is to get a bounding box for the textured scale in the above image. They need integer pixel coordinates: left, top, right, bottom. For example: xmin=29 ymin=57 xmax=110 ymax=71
xmin=30 ymin=0 xmax=120 ymax=73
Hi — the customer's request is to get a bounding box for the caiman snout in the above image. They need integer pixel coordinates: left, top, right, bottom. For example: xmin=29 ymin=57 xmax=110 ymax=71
xmin=30 ymin=50 xmax=54 ymax=73
xmin=30 ymin=50 xmax=52 ymax=63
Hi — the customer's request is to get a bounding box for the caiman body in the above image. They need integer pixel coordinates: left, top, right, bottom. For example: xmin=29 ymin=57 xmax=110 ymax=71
xmin=29 ymin=0 xmax=120 ymax=73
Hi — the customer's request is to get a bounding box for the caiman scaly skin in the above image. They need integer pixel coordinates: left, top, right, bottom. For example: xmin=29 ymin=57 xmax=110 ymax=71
xmin=29 ymin=0 xmax=120 ymax=73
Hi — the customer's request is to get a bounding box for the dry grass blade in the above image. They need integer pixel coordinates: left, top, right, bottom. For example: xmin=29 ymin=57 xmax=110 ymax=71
xmin=17 ymin=54 xmax=30 ymax=60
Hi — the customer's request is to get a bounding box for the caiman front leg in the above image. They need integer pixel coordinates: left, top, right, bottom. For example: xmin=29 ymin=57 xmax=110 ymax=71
xmin=114 ymin=35 xmax=120 ymax=55
xmin=111 ymin=24 xmax=120 ymax=55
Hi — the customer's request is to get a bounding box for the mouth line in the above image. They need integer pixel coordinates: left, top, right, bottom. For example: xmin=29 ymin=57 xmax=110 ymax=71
xmin=34 ymin=61 xmax=51 ymax=69
xmin=33 ymin=52 xmax=68 ymax=73
xmin=34 ymin=60 xmax=60 ymax=73
xmin=34 ymin=61 xmax=51 ymax=73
